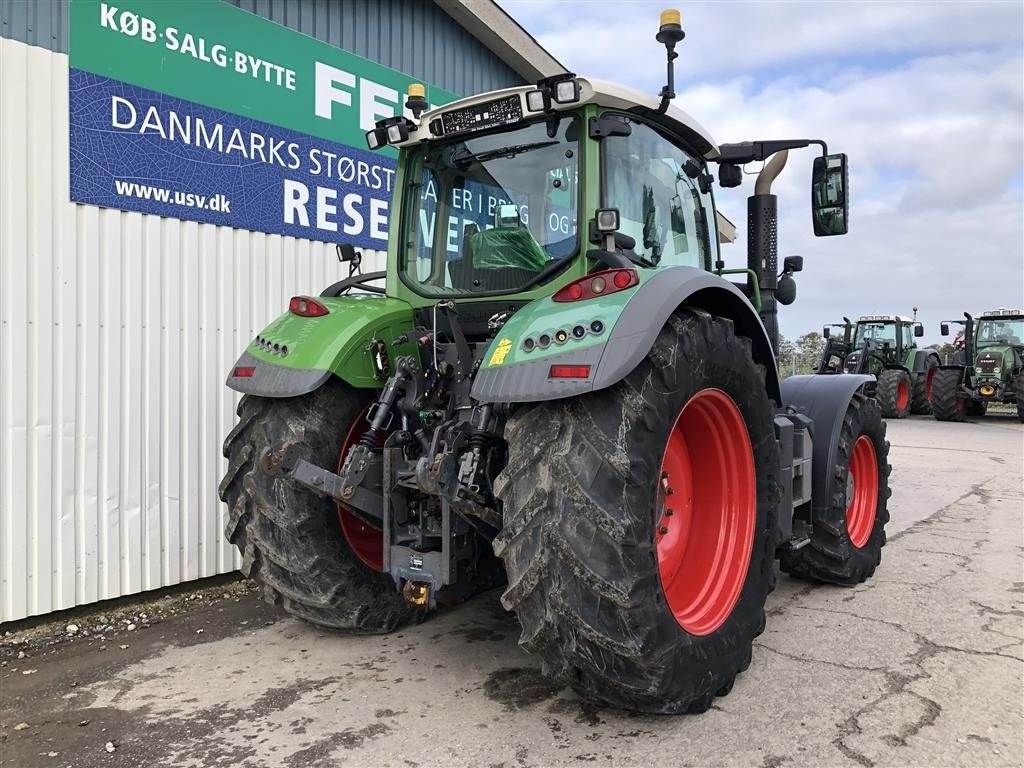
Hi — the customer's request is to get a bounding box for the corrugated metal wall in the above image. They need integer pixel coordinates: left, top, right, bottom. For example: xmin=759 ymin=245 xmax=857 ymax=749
xmin=0 ymin=35 xmax=385 ymax=622
xmin=1 ymin=0 xmax=524 ymax=623
xmin=0 ymin=0 xmax=522 ymax=94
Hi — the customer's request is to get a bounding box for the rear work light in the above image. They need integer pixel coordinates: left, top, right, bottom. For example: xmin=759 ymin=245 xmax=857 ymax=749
xmin=233 ymin=366 xmax=255 ymax=378
xmin=289 ymin=296 xmax=330 ymax=317
xmin=549 ymin=365 xmax=591 ymax=379
xmin=552 ymin=269 xmax=638 ymax=302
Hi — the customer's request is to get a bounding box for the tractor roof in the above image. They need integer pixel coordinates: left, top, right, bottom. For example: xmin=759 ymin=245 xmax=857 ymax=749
xmin=395 ymin=77 xmax=720 ymax=159
xmin=980 ymin=308 xmax=1024 ymax=318
xmin=857 ymin=315 xmax=915 ymax=323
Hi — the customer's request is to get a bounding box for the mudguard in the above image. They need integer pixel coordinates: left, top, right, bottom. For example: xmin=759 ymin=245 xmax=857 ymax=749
xmin=471 ymin=266 xmax=781 ymax=404
xmin=226 ymin=295 xmax=418 ymax=397
xmin=782 ymin=373 xmax=873 ymax=521
xmin=909 ymin=349 xmax=939 ymax=372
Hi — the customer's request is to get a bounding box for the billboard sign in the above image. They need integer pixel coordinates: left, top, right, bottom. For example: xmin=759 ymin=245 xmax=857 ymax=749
xmin=69 ymin=0 xmax=459 ymax=249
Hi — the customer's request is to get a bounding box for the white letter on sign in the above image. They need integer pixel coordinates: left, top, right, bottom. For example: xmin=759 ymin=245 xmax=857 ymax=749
xmin=314 ymin=62 xmax=356 ymax=120
xmin=111 ymin=96 xmax=137 ymax=129
xmin=359 ymin=79 xmax=398 ymax=131
xmin=283 ymin=180 xmax=310 ymax=227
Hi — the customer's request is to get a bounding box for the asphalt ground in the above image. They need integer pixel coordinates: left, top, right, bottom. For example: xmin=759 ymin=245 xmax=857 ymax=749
xmin=2 ymin=413 xmax=1022 ymax=768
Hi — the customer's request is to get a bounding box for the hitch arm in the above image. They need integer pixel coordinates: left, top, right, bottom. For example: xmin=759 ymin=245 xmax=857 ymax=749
xmin=289 ymin=458 xmax=384 ymax=524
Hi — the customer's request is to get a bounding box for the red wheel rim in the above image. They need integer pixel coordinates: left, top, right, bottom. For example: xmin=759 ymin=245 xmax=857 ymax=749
xmin=896 ymin=379 xmax=910 ymax=411
xmin=845 ymin=435 xmax=878 ymax=548
xmin=656 ymin=388 xmax=756 ymax=636
xmin=336 ymin=403 xmax=389 ymax=572
xmin=925 ymin=368 xmax=935 ymax=402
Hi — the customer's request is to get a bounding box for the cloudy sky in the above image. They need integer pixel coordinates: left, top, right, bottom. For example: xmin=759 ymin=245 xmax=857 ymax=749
xmin=500 ymin=0 xmax=1024 ymax=343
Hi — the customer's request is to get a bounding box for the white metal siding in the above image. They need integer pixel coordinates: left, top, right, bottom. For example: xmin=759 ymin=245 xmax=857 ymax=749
xmin=0 ymin=36 xmax=386 ymax=622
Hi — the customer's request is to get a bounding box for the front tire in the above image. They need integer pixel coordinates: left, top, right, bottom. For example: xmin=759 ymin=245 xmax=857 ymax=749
xmin=876 ymin=368 xmax=911 ymax=418
xmin=930 ymin=368 xmax=967 ymax=422
xmin=780 ymin=395 xmax=890 ymax=585
xmin=494 ymin=310 xmax=779 ymax=714
xmin=911 ymin=356 xmax=938 ymax=414
xmin=219 ymin=380 xmax=421 ymax=632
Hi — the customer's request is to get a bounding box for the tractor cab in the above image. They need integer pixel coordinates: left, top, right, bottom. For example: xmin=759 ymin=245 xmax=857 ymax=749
xmin=843 ymin=315 xmax=923 ymax=375
xmin=379 ymin=74 xmax=725 ymax=319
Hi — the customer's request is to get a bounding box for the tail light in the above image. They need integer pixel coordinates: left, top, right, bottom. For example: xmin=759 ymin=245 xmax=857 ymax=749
xmin=233 ymin=366 xmax=255 ymax=378
xmin=289 ymin=296 xmax=330 ymax=317
xmin=549 ymin=365 xmax=591 ymax=379
xmin=552 ymin=269 xmax=638 ymax=302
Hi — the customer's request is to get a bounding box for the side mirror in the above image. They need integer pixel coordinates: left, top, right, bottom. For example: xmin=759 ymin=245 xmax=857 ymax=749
xmin=940 ymin=322 xmax=949 ymax=336
xmin=776 ymin=273 xmax=797 ymax=305
xmin=914 ymin=323 xmax=924 ymax=338
xmin=811 ymin=153 xmax=849 ymax=237
xmin=822 ymin=326 xmax=831 ymax=339
xmin=783 ymin=255 xmax=804 ymax=273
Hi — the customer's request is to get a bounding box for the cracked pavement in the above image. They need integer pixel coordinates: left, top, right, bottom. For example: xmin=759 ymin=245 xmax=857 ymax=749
xmin=2 ymin=414 xmax=1021 ymax=767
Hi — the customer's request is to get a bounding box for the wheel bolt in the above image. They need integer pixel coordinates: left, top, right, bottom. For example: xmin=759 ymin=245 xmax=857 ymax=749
xmin=658 ymin=525 xmax=669 ymax=535
xmin=664 ymin=509 xmax=673 ymax=517
xmin=665 ymin=487 xmax=674 ymax=496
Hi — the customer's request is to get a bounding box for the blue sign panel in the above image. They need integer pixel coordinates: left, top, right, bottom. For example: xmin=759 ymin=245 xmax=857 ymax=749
xmin=69 ymin=70 xmax=397 ymax=249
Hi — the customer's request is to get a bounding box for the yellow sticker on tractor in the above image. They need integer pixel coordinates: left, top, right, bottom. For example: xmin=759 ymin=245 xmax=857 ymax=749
xmin=489 ymin=338 xmax=513 ymax=366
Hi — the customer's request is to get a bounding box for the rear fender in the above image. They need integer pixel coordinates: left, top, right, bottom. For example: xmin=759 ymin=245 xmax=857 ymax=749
xmin=470 ymin=266 xmax=781 ymax=404
xmin=910 ymin=350 xmax=939 ymax=373
xmin=781 ymin=374 xmax=873 ymax=522
xmin=226 ymin=296 xmax=417 ymax=397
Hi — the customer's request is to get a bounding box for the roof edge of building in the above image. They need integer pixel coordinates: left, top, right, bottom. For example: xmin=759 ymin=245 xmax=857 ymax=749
xmin=433 ymin=0 xmax=568 ymax=83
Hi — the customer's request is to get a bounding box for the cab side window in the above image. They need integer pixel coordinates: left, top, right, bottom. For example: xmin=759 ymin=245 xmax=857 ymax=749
xmin=602 ymin=118 xmax=717 ymax=268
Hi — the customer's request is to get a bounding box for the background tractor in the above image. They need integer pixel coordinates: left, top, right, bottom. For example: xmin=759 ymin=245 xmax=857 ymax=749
xmin=817 ymin=314 xmax=937 ymax=418
xmin=931 ymin=308 xmax=1024 ymax=422
xmin=219 ymin=11 xmax=892 ymax=715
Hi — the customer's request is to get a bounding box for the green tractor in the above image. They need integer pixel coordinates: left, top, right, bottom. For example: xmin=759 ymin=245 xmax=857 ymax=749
xmin=817 ymin=314 xmax=938 ymax=418
xmin=219 ymin=11 xmax=892 ymax=714
xmin=931 ymin=308 xmax=1024 ymax=422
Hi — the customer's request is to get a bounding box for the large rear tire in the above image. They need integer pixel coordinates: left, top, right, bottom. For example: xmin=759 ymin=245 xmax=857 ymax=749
xmin=876 ymin=368 xmax=911 ymax=418
xmin=910 ymin=355 xmax=938 ymax=415
xmin=1016 ymin=375 xmax=1024 ymax=423
xmin=494 ymin=310 xmax=779 ymax=714
xmin=779 ymin=395 xmax=890 ymax=585
xmin=219 ymin=380 xmax=421 ymax=632
xmin=930 ymin=367 xmax=967 ymax=422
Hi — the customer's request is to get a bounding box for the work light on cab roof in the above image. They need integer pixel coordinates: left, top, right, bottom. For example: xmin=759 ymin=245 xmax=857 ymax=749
xmin=220 ymin=7 xmax=891 ymax=718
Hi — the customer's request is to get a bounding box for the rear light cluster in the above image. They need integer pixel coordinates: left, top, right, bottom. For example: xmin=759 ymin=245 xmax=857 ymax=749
xmin=289 ymin=296 xmax=330 ymax=317
xmin=549 ymin=365 xmax=591 ymax=379
xmin=522 ymin=319 xmax=605 ymax=353
xmin=232 ymin=366 xmax=255 ymax=378
xmin=552 ymin=269 xmax=638 ymax=303
xmin=254 ymin=335 xmax=289 ymax=357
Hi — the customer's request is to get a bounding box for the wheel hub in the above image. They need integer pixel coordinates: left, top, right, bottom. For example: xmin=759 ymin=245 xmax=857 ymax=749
xmin=845 ymin=434 xmax=878 ymax=548
xmin=336 ymin=403 xmax=390 ymax=572
xmin=656 ymin=388 xmax=756 ymax=636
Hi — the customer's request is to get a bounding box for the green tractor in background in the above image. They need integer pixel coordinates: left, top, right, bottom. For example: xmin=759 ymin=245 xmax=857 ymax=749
xmin=931 ymin=309 xmax=1024 ymax=422
xmin=817 ymin=314 xmax=938 ymax=418
xmin=219 ymin=11 xmax=893 ymax=714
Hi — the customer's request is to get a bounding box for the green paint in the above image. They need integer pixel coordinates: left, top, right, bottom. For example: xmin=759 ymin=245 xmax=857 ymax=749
xmin=69 ymin=0 xmax=459 ymax=149
xmin=478 ymin=267 xmax=661 ymax=368
xmin=247 ymin=295 xmax=418 ymax=388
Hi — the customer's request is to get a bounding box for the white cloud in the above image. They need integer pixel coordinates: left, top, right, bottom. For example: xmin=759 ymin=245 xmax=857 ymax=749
xmin=501 ymin=0 xmax=1024 ymax=342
